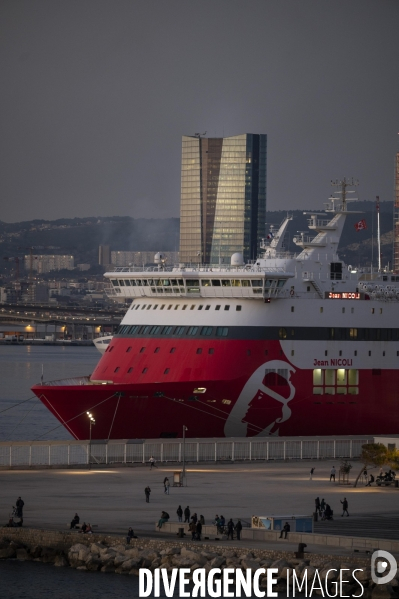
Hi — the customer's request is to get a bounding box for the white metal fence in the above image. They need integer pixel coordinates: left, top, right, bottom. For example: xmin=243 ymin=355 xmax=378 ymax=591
xmin=0 ymin=436 xmax=372 ymax=468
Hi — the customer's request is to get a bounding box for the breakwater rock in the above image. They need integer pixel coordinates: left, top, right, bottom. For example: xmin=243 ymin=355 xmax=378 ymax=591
xmin=0 ymin=529 xmax=397 ymax=597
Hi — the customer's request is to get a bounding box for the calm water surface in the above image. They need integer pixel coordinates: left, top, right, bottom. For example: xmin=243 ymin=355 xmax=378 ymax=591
xmin=0 ymin=345 xmax=99 ymax=441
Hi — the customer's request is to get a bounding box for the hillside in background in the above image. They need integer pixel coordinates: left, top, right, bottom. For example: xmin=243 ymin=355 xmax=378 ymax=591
xmin=0 ymin=201 xmax=394 ymax=273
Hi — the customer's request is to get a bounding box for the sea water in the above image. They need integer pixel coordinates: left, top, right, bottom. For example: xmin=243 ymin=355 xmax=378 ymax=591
xmin=0 ymin=344 xmax=99 ymax=441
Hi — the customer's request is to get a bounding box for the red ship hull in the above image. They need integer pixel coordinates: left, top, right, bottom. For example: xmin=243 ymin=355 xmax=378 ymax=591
xmin=32 ymin=336 xmax=398 ymax=439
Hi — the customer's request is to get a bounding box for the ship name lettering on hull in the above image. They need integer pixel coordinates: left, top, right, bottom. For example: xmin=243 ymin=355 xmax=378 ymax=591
xmin=313 ymin=358 xmax=353 ymax=367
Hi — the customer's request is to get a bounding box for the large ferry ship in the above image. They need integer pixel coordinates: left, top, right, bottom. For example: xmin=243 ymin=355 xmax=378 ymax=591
xmin=32 ymin=181 xmax=399 ymax=440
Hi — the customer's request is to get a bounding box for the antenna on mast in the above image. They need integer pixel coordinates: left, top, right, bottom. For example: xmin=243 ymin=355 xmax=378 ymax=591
xmin=330 ymin=177 xmax=359 ymax=211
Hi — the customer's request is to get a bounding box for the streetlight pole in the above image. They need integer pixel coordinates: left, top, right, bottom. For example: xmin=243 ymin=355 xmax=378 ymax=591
xmin=87 ymin=412 xmax=95 ymax=470
xmin=182 ymin=425 xmax=188 ymax=486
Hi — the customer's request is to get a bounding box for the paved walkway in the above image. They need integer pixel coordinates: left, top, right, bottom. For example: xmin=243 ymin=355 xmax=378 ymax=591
xmin=315 ymin=509 xmax=399 ymax=540
xmin=1 ymin=461 xmax=397 ymax=555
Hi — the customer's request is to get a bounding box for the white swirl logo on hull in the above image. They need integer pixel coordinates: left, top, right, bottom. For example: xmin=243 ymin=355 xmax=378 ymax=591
xmin=224 ymin=360 xmax=296 ymax=437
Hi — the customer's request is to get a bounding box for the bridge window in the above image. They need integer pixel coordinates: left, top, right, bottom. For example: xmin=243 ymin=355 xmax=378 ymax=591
xmin=236 ymin=306 xmax=242 ymax=311
xmin=174 ymin=326 xmax=185 ymax=335
xmin=187 ymin=326 xmax=198 ymax=336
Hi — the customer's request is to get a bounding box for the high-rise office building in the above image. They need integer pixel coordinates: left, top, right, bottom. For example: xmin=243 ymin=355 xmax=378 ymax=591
xmin=179 ymin=133 xmax=267 ymax=264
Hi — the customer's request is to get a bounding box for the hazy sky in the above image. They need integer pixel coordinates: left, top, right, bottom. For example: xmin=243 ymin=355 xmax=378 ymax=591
xmin=1 ymin=0 xmax=398 ymax=222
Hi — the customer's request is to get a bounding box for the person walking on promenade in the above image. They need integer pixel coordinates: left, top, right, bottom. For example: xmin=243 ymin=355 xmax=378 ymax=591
xmin=177 ymin=505 xmax=183 ymax=522
xmin=330 ymin=466 xmax=336 ymax=482
xmin=309 ymin=467 xmax=315 ymax=480
xmin=70 ymin=513 xmax=80 ymax=529
xmin=196 ymin=520 xmax=202 ymax=541
xmin=320 ymin=498 xmax=326 ymax=518
xmin=235 ymin=519 xmax=242 ymax=540
xmin=165 ymin=478 xmax=170 ymax=494
xmin=184 ymin=506 xmax=190 ymax=523
xmin=149 ymin=456 xmax=157 ymax=469
xmin=227 ymin=518 xmax=235 ymax=540
xmin=192 ymin=513 xmax=198 ymax=524
xmin=199 ymin=515 xmax=205 ymax=525
xmin=315 ymin=497 xmax=320 ymax=515
xmin=145 ymin=486 xmax=151 ymax=503
xmin=341 ymin=497 xmax=349 ymax=517
xmin=279 ymin=522 xmax=290 ymax=539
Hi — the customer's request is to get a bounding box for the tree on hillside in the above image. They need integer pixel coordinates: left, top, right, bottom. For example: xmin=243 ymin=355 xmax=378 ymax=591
xmin=354 ymin=443 xmax=399 ymax=487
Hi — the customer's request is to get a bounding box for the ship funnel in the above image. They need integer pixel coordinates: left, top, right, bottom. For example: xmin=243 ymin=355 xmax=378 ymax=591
xmin=231 ymin=252 xmax=244 ymax=266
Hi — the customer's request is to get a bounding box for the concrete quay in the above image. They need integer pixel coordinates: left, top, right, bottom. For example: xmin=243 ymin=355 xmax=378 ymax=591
xmin=1 ymin=460 xmax=398 ymax=557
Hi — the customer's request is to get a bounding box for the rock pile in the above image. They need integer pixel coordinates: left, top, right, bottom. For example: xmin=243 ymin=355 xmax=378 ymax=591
xmin=1 ymin=536 xmax=397 ymax=597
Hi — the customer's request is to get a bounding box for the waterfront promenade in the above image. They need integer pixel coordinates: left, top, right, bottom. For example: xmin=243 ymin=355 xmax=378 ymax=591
xmin=1 ymin=460 xmax=397 ymax=555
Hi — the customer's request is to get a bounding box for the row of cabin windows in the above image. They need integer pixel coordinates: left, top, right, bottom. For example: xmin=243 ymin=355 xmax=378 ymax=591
xmin=318 ymin=307 xmax=383 ymax=315
xmin=278 ymin=327 xmax=399 ymax=341
xmin=117 ymin=324 xmax=229 ymax=337
xmin=132 ymin=303 xmax=242 ymax=311
xmin=111 ymin=279 xmax=277 ymax=289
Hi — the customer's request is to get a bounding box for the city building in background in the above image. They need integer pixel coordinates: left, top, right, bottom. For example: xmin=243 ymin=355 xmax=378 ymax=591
xmin=110 ymin=251 xmax=179 ymax=267
xmin=24 ymin=254 xmax=74 ymax=273
xmin=179 ymin=133 xmax=267 ymax=264
xmin=99 ymin=245 xmax=111 ymax=266
xmin=394 ymin=152 xmax=399 ymax=273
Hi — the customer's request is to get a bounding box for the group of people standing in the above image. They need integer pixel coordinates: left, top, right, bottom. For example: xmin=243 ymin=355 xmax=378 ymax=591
xmin=315 ymin=496 xmax=349 ymax=519
xmin=214 ymin=514 xmax=243 ymax=540
xmin=314 ymin=497 xmax=334 ymax=520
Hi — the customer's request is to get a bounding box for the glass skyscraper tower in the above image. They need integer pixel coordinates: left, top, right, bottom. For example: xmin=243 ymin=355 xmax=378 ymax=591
xmin=179 ymin=133 xmax=267 ymax=264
